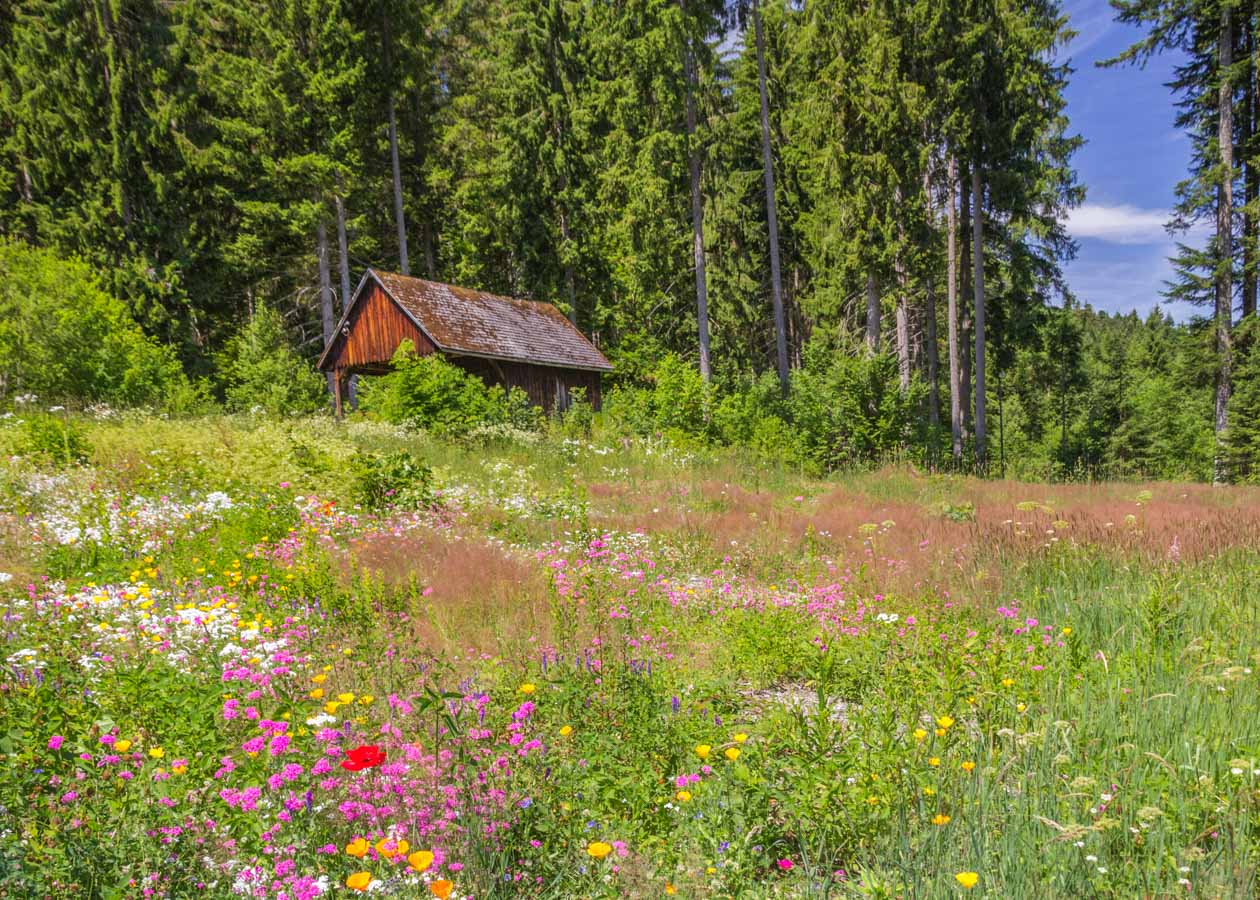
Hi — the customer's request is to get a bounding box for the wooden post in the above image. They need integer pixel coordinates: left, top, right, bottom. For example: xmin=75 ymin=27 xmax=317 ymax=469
xmin=333 ymin=370 xmax=345 ymax=419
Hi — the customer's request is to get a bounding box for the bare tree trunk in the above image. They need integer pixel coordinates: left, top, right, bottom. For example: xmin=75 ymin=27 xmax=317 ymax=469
xmin=1244 ymin=21 xmax=1257 ymax=319
xmin=972 ymin=163 xmax=987 ymax=471
xmin=753 ymin=0 xmax=788 ymax=390
xmin=335 ymin=187 xmax=352 ymax=307
xmin=389 ymin=95 xmax=410 ymax=276
xmin=680 ymin=0 xmax=711 ymax=381
xmin=1215 ymin=4 xmax=1235 ymax=483
xmin=893 ymin=185 xmax=911 ymax=391
xmin=922 ymin=171 xmax=942 ymax=431
xmin=421 ymin=220 xmax=435 ymax=277
xmin=865 ymin=272 xmax=880 ymax=354
xmin=960 ymin=164 xmax=972 ymax=444
xmin=947 ymin=155 xmax=962 ymax=461
xmin=318 ymin=220 xmax=336 ymax=396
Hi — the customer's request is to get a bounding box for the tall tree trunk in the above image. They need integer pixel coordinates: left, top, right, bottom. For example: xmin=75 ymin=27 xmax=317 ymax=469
xmin=972 ymin=163 xmax=988 ymax=471
xmin=960 ymin=166 xmax=972 ymax=443
xmin=752 ymin=0 xmax=789 ymax=390
xmin=680 ymin=3 xmax=711 ymax=382
xmin=388 ymin=95 xmax=410 ymax=276
xmin=893 ymin=185 xmax=911 ymax=391
xmin=421 ymin=220 xmax=435 ymax=277
xmin=923 ymin=161 xmax=940 ymax=429
xmin=1246 ymin=20 xmax=1258 ymax=319
xmin=318 ymin=220 xmax=336 ymax=396
xmin=947 ymin=154 xmax=962 ymax=461
xmin=1215 ymin=4 xmax=1235 ymax=483
xmin=865 ymin=272 xmax=880 ymax=354
xmin=335 ymin=187 xmax=352 ymax=307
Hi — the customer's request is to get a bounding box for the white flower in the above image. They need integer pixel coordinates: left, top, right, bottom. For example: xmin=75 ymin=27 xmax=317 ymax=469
xmin=1085 ymin=855 xmax=1098 ymax=863
xmin=1231 ymin=767 xmax=1244 ymax=776
xmin=1096 ymin=867 xmax=1107 ymax=875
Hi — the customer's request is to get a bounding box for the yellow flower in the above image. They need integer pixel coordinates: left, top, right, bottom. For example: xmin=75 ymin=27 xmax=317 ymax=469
xmin=695 ymin=744 xmax=711 ymax=760
xmin=936 ymin=715 xmax=955 ymax=730
xmin=676 ymin=790 xmax=692 ymax=802
xmin=312 ymin=673 xmax=327 ymax=684
xmin=706 ymin=866 xmax=717 ymax=874
xmin=733 ymin=732 xmax=748 ymax=744
xmin=955 ymin=871 xmax=979 ymax=889
xmin=337 ymin=692 xmax=355 ymax=705
xmin=935 ymin=728 xmax=947 ymax=738
xmin=929 ymin=757 xmax=941 ymax=767
xmin=171 ymin=764 xmax=187 ymax=775
xmin=346 ymin=838 xmax=369 ymax=859
xmin=345 ymin=872 xmax=372 ymax=892
xmin=358 ymin=694 xmax=374 ymax=705
xmin=1001 ymin=678 xmax=1015 ymax=687
xmin=923 ymin=786 xmax=936 ymax=796
xmin=429 ymin=880 xmax=454 ymax=900
xmin=913 ymin=728 xmax=928 ymax=742
xmin=518 ymin=683 xmax=536 ymax=695
xmin=114 ymin=739 xmax=132 ymax=753
xmin=1062 ymin=626 xmax=1072 ymax=636
xmin=961 ymin=761 xmax=976 ymax=773
xmin=932 ymin=814 xmax=951 ymax=826
xmin=666 ymin=884 xmax=677 ymax=895
xmin=1017 ymin=703 xmax=1026 ymax=712
xmin=587 ymin=841 xmax=613 ymax=859
xmin=309 ymin=688 xmax=325 ymax=699
xmin=324 ymin=701 xmax=341 ymax=715
xmin=724 ymin=747 xmax=740 ymax=761
xmin=148 ymin=747 xmax=165 ymax=759
xmin=375 ymin=837 xmax=408 ymax=858
xmin=407 ymin=850 xmax=435 ymax=873
xmin=559 ymin=725 xmax=573 ymax=737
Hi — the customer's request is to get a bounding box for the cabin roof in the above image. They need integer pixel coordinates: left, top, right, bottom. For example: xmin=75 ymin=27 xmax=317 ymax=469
xmin=318 ymin=270 xmax=612 ymax=373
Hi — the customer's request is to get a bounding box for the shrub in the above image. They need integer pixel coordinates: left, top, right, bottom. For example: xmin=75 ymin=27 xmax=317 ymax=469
xmin=0 ymin=240 xmax=189 ymax=408
xmin=787 ymin=343 xmax=922 ymax=471
xmin=362 ymin=343 xmax=540 ymax=435
xmin=217 ymin=306 xmax=328 ymax=416
xmin=349 ymin=449 xmax=434 ymax=510
xmin=603 ymin=354 xmax=713 ymax=440
xmin=17 ymin=414 xmax=91 ymax=465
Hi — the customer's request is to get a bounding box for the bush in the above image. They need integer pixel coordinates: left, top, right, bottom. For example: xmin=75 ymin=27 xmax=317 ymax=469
xmin=17 ymin=414 xmax=91 ymax=464
xmin=787 ymin=343 xmax=922 ymax=471
xmin=0 ymin=240 xmax=190 ymax=408
xmin=217 ymin=306 xmax=328 ymax=416
xmin=349 ymin=449 xmax=434 ymax=510
xmin=603 ymin=355 xmax=713 ymax=441
xmin=362 ymin=343 xmax=540 ymax=435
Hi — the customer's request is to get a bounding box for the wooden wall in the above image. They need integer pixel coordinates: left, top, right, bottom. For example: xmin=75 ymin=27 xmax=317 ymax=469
xmin=452 ymin=356 xmax=602 ymax=412
xmin=325 ymin=281 xmax=434 ymax=372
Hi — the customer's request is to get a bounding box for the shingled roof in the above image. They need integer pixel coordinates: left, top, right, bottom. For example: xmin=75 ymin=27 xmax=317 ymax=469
xmin=323 ymin=270 xmax=612 ymax=372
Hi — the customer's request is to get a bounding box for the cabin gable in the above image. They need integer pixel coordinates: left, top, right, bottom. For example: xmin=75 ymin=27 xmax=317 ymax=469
xmin=323 ymin=279 xmax=435 ymax=373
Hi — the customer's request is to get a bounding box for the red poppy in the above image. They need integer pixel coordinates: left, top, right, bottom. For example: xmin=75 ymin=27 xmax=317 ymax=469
xmin=340 ymin=744 xmax=386 ymax=772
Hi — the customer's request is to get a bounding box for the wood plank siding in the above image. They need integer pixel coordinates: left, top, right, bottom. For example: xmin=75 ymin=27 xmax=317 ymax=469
xmin=323 ymin=280 xmax=434 ymax=373
xmin=452 ymin=356 xmax=602 ymax=411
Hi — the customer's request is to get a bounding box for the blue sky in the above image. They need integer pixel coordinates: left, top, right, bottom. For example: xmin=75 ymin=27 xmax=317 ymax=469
xmin=1058 ymin=0 xmax=1203 ymax=319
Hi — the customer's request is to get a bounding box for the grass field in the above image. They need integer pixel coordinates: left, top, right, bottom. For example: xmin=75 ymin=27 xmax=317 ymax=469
xmin=2 ymin=413 xmax=1259 ymax=898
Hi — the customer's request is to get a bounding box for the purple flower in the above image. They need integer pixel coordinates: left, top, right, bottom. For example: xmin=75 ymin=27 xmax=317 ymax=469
xmin=47 ymin=735 xmax=64 ymax=751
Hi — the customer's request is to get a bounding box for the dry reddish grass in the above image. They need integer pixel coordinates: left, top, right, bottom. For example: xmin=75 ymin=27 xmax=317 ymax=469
xmin=343 ymin=527 xmax=552 ymax=658
xmin=583 ymin=466 xmax=1260 ymax=600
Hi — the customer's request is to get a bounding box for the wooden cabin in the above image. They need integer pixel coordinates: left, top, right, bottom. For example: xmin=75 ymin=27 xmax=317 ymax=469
xmin=317 ymin=269 xmax=612 ymax=416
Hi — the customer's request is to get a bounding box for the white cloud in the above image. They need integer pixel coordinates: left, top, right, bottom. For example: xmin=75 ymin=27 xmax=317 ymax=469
xmin=1065 ymin=203 xmax=1172 ymax=244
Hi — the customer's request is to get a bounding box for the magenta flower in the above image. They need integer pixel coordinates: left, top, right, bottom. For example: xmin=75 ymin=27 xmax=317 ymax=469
xmin=47 ymin=735 xmax=65 ymax=750
xmin=777 ymin=859 xmax=794 ymax=871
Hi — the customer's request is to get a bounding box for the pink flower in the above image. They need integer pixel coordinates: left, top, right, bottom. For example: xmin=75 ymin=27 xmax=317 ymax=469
xmin=47 ymin=735 xmax=65 ymax=750
xmin=777 ymin=859 xmax=794 ymax=871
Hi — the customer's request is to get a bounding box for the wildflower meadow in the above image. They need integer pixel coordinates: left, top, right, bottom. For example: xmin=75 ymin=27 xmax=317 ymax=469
xmin=2 ymin=414 xmax=1259 ymax=898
